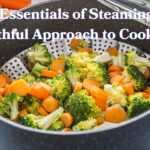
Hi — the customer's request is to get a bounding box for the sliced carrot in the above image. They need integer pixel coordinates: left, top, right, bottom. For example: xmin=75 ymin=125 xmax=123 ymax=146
xmin=122 ymin=77 xmax=131 ymax=84
xmin=38 ymin=106 xmax=48 ymax=116
xmin=109 ymin=71 xmax=122 ymax=78
xmin=0 ymin=74 xmax=7 ymax=88
xmin=0 ymin=95 xmax=2 ymax=99
xmin=62 ymin=128 xmax=72 ymax=132
xmin=61 ymin=112 xmax=74 ymax=128
xmin=29 ymin=82 xmax=51 ymax=100
xmin=57 ymin=70 xmax=64 ymax=75
xmin=51 ymin=59 xmax=65 ymax=72
xmin=9 ymin=79 xmax=30 ymax=96
xmin=96 ymin=118 xmax=104 ymax=125
xmin=122 ymin=84 xmax=134 ymax=96
xmin=144 ymin=87 xmax=150 ymax=94
xmin=95 ymin=97 xmax=108 ymax=111
xmin=0 ymin=88 xmax=5 ymax=96
xmin=41 ymin=69 xmax=57 ymax=78
xmin=70 ymin=38 xmax=82 ymax=49
xmin=90 ymin=86 xmax=108 ymax=100
xmin=4 ymin=84 xmax=11 ymax=95
xmin=107 ymin=47 xmax=119 ymax=56
xmin=73 ymin=82 xmax=83 ymax=93
xmin=0 ymin=0 xmax=31 ymax=9
xmin=78 ymin=48 xmax=93 ymax=54
xmin=42 ymin=96 xmax=59 ymax=113
xmin=144 ymin=68 xmax=150 ymax=79
xmin=19 ymin=109 xmax=28 ymax=117
xmin=1 ymin=73 xmax=11 ymax=84
xmin=105 ymin=105 xmax=127 ymax=123
xmin=0 ymin=4 xmax=2 ymax=8
xmin=110 ymin=75 xmax=124 ymax=84
xmin=108 ymin=65 xmax=123 ymax=72
xmin=83 ymin=78 xmax=100 ymax=91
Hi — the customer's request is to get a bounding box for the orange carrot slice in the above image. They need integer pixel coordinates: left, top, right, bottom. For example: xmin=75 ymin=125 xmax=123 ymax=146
xmin=95 ymin=97 xmax=108 ymax=111
xmin=78 ymin=48 xmax=93 ymax=54
xmin=110 ymin=75 xmax=124 ymax=84
xmin=57 ymin=70 xmax=64 ymax=75
xmin=144 ymin=68 xmax=150 ymax=79
xmin=38 ymin=106 xmax=48 ymax=116
xmin=107 ymin=47 xmax=119 ymax=56
xmin=122 ymin=84 xmax=135 ymax=96
xmin=0 ymin=0 xmax=31 ymax=9
xmin=29 ymin=82 xmax=51 ymax=100
xmin=41 ymin=69 xmax=57 ymax=78
xmin=144 ymin=87 xmax=150 ymax=94
xmin=61 ymin=112 xmax=74 ymax=128
xmin=42 ymin=96 xmax=59 ymax=113
xmin=51 ymin=59 xmax=65 ymax=72
xmin=0 ymin=74 xmax=7 ymax=88
xmin=73 ymin=82 xmax=83 ymax=93
xmin=83 ymin=78 xmax=100 ymax=91
xmin=9 ymin=79 xmax=30 ymax=96
xmin=1 ymin=73 xmax=11 ymax=84
xmin=96 ymin=118 xmax=104 ymax=125
xmin=90 ymin=86 xmax=108 ymax=100
xmin=109 ymin=71 xmax=122 ymax=78
xmin=70 ymin=38 xmax=82 ymax=49
xmin=0 ymin=88 xmax=5 ymax=96
xmin=19 ymin=109 xmax=28 ymax=117
xmin=108 ymin=65 xmax=123 ymax=72
xmin=105 ymin=105 xmax=127 ymax=123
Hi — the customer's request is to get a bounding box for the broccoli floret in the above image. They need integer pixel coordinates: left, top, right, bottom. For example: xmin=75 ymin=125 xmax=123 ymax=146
xmin=65 ymin=68 xmax=87 ymax=87
xmin=87 ymin=62 xmax=110 ymax=85
xmin=0 ymin=93 xmax=23 ymax=120
xmin=20 ymin=107 xmax=64 ymax=130
xmin=72 ymin=119 xmax=97 ymax=131
xmin=127 ymin=95 xmax=150 ymax=118
xmin=31 ymin=63 xmax=47 ymax=77
xmin=27 ymin=43 xmax=51 ymax=69
xmin=49 ymin=121 xmax=65 ymax=131
xmin=47 ymin=75 xmax=72 ymax=104
xmin=77 ymin=40 xmax=89 ymax=49
xmin=65 ymin=90 xmax=100 ymax=124
xmin=124 ymin=65 xmax=147 ymax=91
xmin=66 ymin=52 xmax=94 ymax=69
xmin=104 ymin=84 xmax=127 ymax=107
xmin=22 ymin=96 xmax=40 ymax=115
xmin=20 ymin=74 xmax=35 ymax=85
xmin=126 ymin=51 xmax=150 ymax=73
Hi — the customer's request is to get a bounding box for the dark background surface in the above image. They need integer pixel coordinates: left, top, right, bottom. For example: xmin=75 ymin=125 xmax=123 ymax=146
xmin=0 ymin=0 xmax=150 ymax=150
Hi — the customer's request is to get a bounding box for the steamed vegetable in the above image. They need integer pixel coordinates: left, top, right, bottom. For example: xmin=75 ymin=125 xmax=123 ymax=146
xmin=20 ymin=107 xmax=64 ymax=129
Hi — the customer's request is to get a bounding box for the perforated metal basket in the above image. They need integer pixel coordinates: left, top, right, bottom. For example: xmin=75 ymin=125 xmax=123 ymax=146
xmin=0 ymin=38 xmax=150 ymax=79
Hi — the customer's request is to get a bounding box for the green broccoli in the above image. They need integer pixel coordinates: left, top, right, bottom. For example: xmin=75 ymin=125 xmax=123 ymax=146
xmin=0 ymin=93 xmax=23 ymax=120
xmin=104 ymin=84 xmax=127 ymax=107
xmin=66 ymin=52 xmax=95 ymax=69
xmin=125 ymin=51 xmax=150 ymax=73
xmin=20 ymin=74 xmax=35 ymax=85
xmin=87 ymin=62 xmax=110 ymax=85
xmin=124 ymin=65 xmax=147 ymax=91
xmin=72 ymin=119 xmax=97 ymax=131
xmin=127 ymin=95 xmax=150 ymax=118
xmin=20 ymin=107 xmax=64 ymax=130
xmin=47 ymin=75 xmax=72 ymax=104
xmin=27 ymin=43 xmax=52 ymax=69
xmin=65 ymin=68 xmax=87 ymax=87
xmin=65 ymin=90 xmax=100 ymax=124
xmin=49 ymin=121 xmax=65 ymax=131
xmin=77 ymin=40 xmax=89 ymax=49
xmin=31 ymin=63 xmax=47 ymax=77
xmin=22 ymin=96 xmax=40 ymax=115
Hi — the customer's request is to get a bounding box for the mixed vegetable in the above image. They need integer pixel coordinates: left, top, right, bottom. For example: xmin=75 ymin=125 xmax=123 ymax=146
xmin=0 ymin=38 xmax=150 ymax=132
